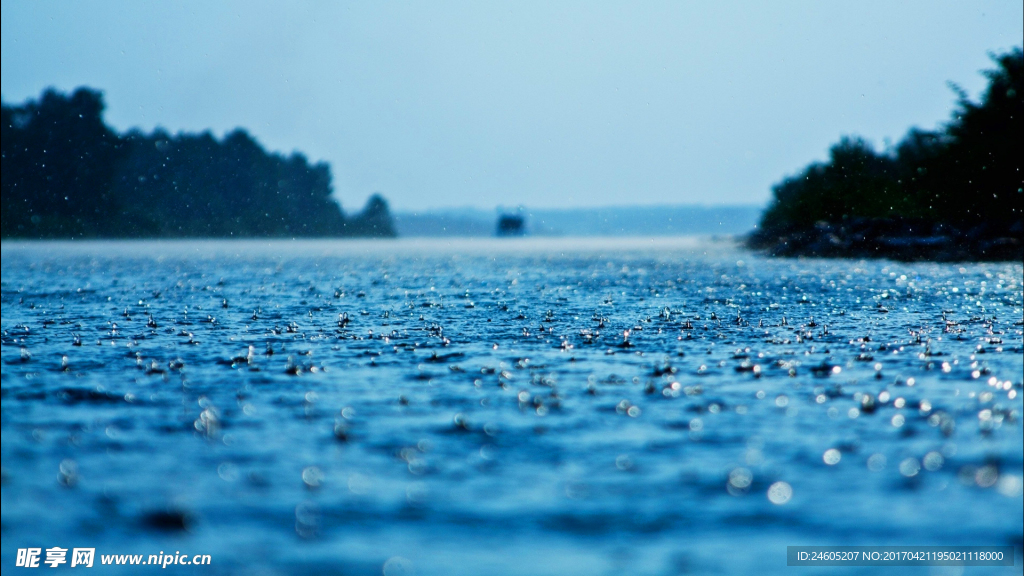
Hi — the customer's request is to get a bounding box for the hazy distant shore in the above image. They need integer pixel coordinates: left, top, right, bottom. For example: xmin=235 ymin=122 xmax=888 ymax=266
xmin=394 ymin=205 xmax=761 ymax=238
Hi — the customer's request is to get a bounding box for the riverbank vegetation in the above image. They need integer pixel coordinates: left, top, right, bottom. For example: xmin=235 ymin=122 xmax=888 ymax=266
xmin=1 ymin=87 xmax=394 ymax=238
xmin=749 ymin=48 xmax=1022 ymax=261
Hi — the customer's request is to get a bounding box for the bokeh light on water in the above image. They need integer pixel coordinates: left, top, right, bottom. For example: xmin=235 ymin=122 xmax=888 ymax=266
xmin=1 ymin=238 xmax=1021 ymax=574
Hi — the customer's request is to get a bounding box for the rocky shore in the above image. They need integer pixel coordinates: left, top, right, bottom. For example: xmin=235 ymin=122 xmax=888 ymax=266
xmin=747 ymin=217 xmax=1023 ymax=262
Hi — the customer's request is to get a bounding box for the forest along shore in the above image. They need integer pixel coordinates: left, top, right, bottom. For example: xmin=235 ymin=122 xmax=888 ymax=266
xmin=748 ymin=48 xmax=1022 ymax=262
xmin=1 ymin=87 xmax=395 ymax=239
xmin=749 ymin=216 xmax=1022 ymax=261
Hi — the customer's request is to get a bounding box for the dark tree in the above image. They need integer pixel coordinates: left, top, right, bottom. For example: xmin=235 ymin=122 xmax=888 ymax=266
xmin=344 ymin=194 xmax=397 ymax=237
xmin=758 ymin=137 xmax=904 ymax=234
xmin=2 ymin=87 xmax=395 ymax=238
xmin=1 ymin=88 xmax=123 ymax=237
xmin=750 ymin=47 xmax=1023 ymax=260
xmin=909 ymin=48 xmax=1024 ymax=227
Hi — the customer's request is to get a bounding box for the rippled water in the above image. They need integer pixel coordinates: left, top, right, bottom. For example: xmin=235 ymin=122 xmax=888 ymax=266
xmin=2 ymin=238 xmax=1022 ymax=575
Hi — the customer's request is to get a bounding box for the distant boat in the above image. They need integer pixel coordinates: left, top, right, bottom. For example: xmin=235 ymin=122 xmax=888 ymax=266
xmin=496 ymin=213 xmax=526 ymax=236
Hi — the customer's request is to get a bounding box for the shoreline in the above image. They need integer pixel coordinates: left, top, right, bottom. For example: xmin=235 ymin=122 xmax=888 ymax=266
xmin=748 ymin=218 xmax=1023 ymax=262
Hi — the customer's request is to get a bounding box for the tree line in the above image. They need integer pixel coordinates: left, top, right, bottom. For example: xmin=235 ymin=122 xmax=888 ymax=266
xmin=749 ymin=48 xmax=1022 ymax=259
xmin=2 ymin=87 xmax=394 ymax=238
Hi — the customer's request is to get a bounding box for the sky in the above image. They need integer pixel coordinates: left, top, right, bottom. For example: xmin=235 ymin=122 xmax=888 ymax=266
xmin=2 ymin=2 xmax=1022 ymax=212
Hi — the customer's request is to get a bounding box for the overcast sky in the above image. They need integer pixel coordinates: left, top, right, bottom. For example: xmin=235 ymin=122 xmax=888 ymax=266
xmin=2 ymin=1 xmax=1021 ymax=212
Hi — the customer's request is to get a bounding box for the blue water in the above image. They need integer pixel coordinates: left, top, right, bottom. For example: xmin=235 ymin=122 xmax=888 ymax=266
xmin=2 ymin=238 xmax=1022 ymax=575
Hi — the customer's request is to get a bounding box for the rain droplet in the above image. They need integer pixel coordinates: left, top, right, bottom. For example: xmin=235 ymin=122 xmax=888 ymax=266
xmin=899 ymin=458 xmax=921 ymax=477
xmin=767 ymin=481 xmax=793 ymax=505
xmin=382 ymin=556 xmax=414 ymax=576
xmin=922 ymin=452 xmax=944 ymax=471
xmin=729 ymin=467 xmax=753 ymax=489
xmin=302 ymin=466 xmax=324 ymax=488
xmin=867 ymin=453 xmax=886 ymax=472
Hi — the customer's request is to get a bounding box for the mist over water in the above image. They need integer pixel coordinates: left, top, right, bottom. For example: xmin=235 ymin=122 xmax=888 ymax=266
xmin=1 ymin=238 xmax=1021 ymax=574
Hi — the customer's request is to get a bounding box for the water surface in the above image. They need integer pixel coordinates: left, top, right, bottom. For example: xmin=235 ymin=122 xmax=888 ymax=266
xmin=2 ymin=238 xmax=1022 ymax=575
